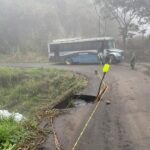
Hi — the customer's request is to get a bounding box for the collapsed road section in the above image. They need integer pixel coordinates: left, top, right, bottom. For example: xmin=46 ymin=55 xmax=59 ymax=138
xmin=39 ymin=65 xmax=109 ymax=150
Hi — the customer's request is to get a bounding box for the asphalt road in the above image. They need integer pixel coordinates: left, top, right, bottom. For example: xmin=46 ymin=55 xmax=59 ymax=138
xmin=1 ymin=63 xmax=150 ymax=150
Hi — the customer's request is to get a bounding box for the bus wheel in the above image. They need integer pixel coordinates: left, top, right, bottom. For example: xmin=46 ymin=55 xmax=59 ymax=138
xmin=65 ymin=58 xmax=72 ymax=65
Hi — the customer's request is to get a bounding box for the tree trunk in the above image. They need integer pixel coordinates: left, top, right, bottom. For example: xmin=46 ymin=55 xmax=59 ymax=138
xmin=122 ymin=27 xmax=128 ymax=50
xmin=123 ymin=35 xmax=127 ymax=50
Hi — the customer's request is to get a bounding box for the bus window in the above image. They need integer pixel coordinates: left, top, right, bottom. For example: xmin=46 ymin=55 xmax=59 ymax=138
xmin=55 ymin=51 xmax=59 ymax=57
xmin=98 ymin=42 xmax=104 ymax=53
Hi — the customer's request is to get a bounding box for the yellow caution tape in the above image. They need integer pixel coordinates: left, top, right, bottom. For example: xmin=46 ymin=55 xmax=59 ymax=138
xmin=72 ymin=66 xmax=110 ymax=150
xmin=72 ymin=85 xmax=109 ymax=150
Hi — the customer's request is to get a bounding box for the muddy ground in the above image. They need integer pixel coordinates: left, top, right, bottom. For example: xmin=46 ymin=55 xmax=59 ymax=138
xmin=1 ymin=63 xmax=150 ymax=150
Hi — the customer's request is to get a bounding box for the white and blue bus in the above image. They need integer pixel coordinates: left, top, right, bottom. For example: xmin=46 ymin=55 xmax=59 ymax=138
xmin=48 ymin=37 xmax=124 ymax=64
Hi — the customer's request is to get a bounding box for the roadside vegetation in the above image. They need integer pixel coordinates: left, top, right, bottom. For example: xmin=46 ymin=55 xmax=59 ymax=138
xmin=0 ymin=67 xmax=87 ymax=149
xmin=0 ymin=67 xmax=87 ymax=116
xmin=0 ymin=52 xmax=48 ymax=63
xmin=0 ymin=117 xmax=30 ymax=150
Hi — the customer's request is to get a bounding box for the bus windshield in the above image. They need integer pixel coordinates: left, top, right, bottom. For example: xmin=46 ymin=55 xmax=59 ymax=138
xmin=107 ymin=40 xmax=115 ymax=49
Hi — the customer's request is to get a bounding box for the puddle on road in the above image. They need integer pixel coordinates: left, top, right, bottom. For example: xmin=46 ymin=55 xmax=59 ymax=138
xmin=54 ymin=95 xmax=96 ymax=109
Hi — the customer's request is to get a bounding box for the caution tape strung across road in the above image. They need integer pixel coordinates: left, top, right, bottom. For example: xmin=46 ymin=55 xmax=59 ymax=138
xmin=72 ymin=75 xmax=109 ymax=150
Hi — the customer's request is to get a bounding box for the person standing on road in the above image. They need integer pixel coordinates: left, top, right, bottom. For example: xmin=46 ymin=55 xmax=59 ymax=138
xmin=130 ymin=52 xmax=136 ymax=70
xmin=98 ymin=52 xmax=104 ymax=65
xmin=98 ymin=43 xmax=105 ymax=65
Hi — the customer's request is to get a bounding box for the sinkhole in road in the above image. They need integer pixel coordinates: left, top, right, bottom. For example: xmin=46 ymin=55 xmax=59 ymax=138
xmin=54 ymin=95 xmax=96 ymax=109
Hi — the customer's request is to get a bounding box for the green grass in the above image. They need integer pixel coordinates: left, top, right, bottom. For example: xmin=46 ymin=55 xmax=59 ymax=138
xmin=0 ymin=67 xmax=87 ymax=149
xmin=0 ymin=52 xmax=48 ymax=63
xmin=0 ymin=117 xmax=30 ymax=150
xmin=0 ymin=67 xmax=87 ymax=116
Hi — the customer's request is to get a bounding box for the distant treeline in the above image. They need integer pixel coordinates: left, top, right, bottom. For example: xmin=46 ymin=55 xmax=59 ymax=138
xmin=0 ymin=0 xmax=150 ymax=62
xmin=0 ymin=0 xmax=118 ymax=55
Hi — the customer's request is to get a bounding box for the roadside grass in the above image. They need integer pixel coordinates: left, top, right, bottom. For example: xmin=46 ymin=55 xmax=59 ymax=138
xmin=0 ymin=67 xmax=87 ymax=149
xmin=0 ymin=52 xmax=48 ymax=63
xmin=0 ymin=117 xmax=30 ymax=150
xmin=0 ymin=67 xmax=87 ymax=116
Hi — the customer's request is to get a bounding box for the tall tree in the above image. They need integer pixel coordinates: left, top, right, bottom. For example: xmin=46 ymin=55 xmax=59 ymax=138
xmin=97 ymin=0 xmax=141 ymax=49
xmin=135 ymin=0 xmax=150 ymax=24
